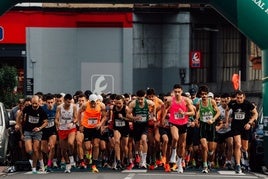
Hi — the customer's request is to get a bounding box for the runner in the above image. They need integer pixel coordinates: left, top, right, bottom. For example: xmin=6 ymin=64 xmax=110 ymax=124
xmin=225 ymin=90 xmax=258 ymax=174
xmin=78 ymin=94 xmax=107 ymax=173
xmin=17 ymin=95 xmax=48 ymax=174
xmin=165 ymin=84 xmax=195 ymax=173
xmin=55 ymin=94 xmax=78 ymax=173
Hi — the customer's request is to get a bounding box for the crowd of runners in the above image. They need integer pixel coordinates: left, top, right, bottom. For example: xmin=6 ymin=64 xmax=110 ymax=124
xmin=8 ymin=84 xmax=259 ymax=174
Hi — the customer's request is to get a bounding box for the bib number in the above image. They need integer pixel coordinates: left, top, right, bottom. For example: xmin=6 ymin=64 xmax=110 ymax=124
xmin=174 ymin=112 xmax=184 ymax=120
xmin=201 ymin=115 xmax=213 ymax=123
xmin=46 ymin=121 xmax=55 ymax=128
xmin=234 ymin=112 xmax=245 ymax=120
xmin=28 ymin=116 xmax=39 ymax=124
xmin=88 ymin=118 xmax=98 ymax=125
xmin=115 ymin=119 xmax=126 ymax=127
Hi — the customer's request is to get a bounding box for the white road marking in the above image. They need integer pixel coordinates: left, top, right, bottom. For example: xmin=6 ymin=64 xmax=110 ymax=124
xmin=24 ymin=171 xmax=48 ymax=174
xmin=122 ymin=169 xmax=147 ymax=173
xmin=124 ymin=173 xmax=136 ymax=179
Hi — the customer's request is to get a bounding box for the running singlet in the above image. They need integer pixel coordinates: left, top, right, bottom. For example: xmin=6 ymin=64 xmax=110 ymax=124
xmin=42 ymin=104 xmax=57 ymax=129
xmin=58 ymin=103 xmax=76 ymax=130
xmin=199 ymin=99 xmax=215 ymax=123
xmin=169 ymin=96 xmax=189 ymax=125
xmin=113 ymin=106 xmax=127 ymax=128
xmin=217 ymin=105 xmax=231 ymax=134
xmin=133 ymin=99 xmax=149 ymax=123
xmin=81 ymin=102 xmax=101 ymax=128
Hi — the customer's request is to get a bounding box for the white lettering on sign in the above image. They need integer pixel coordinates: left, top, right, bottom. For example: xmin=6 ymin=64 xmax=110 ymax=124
xmin=252 ymin=0 xmax=265 ymax=10
xmin=251 ymin=0 xmax=268 ymax=14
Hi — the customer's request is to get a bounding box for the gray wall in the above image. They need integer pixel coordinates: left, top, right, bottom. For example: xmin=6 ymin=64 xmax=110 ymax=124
xmin=133 ymin=12 xmax=190 ymax=94
xmin=26 ymin=27 xmax=132 ymax=95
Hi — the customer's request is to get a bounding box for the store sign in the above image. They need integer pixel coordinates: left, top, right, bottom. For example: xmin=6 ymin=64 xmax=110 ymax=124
xmin=91 ymin=74 xmax=114 ymax=95
xmin=189 ymin=51 xmax=202 ymax=68
xmin=0 ymin=26 xmax=3 ymax=41
xmin=26 ymin=78 xmax=34 ymax=95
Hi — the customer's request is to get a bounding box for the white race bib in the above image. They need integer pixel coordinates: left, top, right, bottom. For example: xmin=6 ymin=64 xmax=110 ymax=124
xmin=137 ymin=115 xmax=147 ymax=122
xmin=201 ymin=115 xmax=213 ymax=123
xmin=234 ymin=112 xmax=245 ymax=120
xmin=88 ymin=118 xmax=98 ymax=125
xmin=174 ymin=112 xmax=184 ymax=120
xmin=46 ymin=121 xmax=55 ymax=128
xmin=115 ymin=119 xmax=126 ymax=127
xmin=28 ymin=116 xmax=39 ymax=124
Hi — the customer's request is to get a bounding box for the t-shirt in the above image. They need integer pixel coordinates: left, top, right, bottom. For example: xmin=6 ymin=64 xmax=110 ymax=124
xmin=22 ymin=105 xmax=47 ymax=132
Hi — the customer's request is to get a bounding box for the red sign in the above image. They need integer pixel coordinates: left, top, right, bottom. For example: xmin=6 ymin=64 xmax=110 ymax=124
xmin=190 ymin=51 xmax=202 ymax=68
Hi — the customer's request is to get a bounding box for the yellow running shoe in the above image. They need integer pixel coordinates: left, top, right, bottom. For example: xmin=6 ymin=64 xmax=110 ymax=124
xmin=171 ymin=164 xmax=178 ymax=171
xmin=91 ymin=165 xmax=99 ymax=173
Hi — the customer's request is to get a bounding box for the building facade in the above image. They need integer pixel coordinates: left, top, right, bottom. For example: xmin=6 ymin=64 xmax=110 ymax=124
xmin=0 ymin=4 xmax=262 ymax=95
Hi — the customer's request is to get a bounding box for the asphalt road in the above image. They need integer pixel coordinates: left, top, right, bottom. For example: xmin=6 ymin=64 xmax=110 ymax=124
xmin=0 ymin=166 xmax=267 ymax=179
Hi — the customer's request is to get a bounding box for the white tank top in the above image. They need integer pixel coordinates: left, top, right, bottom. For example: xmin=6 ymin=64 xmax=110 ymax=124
xmin=59 ymin=103 xmax=76 ymax=130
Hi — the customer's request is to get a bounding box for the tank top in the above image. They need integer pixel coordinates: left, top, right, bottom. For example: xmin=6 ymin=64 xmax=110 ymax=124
xmin=113 ymin=105 xmax=128 ymax=128
xmin=169 ymin=96 xmax=189 ymax=125
xmin=199 ymin=99 xmax=215 ymax=123
xmin=42 ymin=104 xmax=57 ymax=129
xmin=81 ymin=102 xmax=101 ymax=128
xmin=58 ymin=103 xmax=76 ymax=130
xmin=133 ymin=99 xmax=149 ymax=123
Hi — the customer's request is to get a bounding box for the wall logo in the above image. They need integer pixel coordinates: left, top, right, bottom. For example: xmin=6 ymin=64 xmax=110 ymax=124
xmin=91 ymin=74 xmax=114 ymax=94
xmin=189 ymin=50 xmax=202 ymax=68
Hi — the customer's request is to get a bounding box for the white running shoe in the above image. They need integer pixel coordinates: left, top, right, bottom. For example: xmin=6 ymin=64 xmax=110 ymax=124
xmin=177 ymin=165 xmax=183 ymax=173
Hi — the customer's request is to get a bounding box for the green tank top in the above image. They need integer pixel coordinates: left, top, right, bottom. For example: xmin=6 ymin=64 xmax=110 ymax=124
xmin=133 ymin=99 xmax=149 ymax=123
xmin=199 ymin=99 xmax=215 ymax=123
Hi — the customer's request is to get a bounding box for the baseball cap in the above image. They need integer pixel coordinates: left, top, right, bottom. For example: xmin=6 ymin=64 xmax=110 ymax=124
xmin=97 ymin=94 xmax=103 ymax=102
xmin=89 ymin=94 xmax=98 ymax=102
xmin=208 ymin=92 xmax=214 ymax=98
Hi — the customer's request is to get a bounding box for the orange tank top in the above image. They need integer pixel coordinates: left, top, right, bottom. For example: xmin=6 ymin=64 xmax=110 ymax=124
xmin=81 ymin=103 xmax=101 ymax=128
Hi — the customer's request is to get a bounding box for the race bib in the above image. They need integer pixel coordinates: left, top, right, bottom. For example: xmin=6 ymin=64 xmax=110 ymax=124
xmin=28 ymin=116 xmax=39 ymax=124
xmin=46 ymin=121 xmax=55 ymax=128
xmin=174 ymin=112 xmax=184 ymax=120
xmin=137 ymin=114 xmax=147 ymax=122
xmin=115 ymin=118 xmax=126 ymax=127
xmin=234 ymin=112 xmax=245 ymax=120
xmin=201 ymin=114 xmax=213 ymax=123
xmin=88 ymin=118 xmax=98 ymax=125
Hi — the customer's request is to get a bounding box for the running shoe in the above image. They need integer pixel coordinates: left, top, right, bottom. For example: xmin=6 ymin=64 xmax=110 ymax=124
xmin=79 ymin=161 xmax=87 ymax=169
xmin=126 ymin=163 xmax=134 ymax=170
xmin=202 ymin=167 xmax=209 ymax=173
xmin=135 ymin=155 xmax=141 ymax=164
xmin=164 ymin=163 xmax=171 ymax=172
xmin=91 ymin=165 xmax=99 ymax=173
xmin=235 ymin=164 xmax=242 ymax=174
xmin=171 ymin=163 xmax=178 ymax=171
xmin=177 ymin=165 xmax=183 ymax=173
xmin=64 ymin=164 xmax=71 ymax=173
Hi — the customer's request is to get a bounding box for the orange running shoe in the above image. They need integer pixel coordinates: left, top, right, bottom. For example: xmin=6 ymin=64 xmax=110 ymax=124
xmin=164 ymin=163 xmax=171 ymax=172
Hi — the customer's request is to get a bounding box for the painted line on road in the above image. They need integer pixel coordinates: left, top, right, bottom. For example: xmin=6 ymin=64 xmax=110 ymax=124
xmin=138 ymin=173 xmax=258 ymax=178
xmin=218 ymin=170 xmax=246 ymax=175
xmin=24 ymin=171 xmax=48 ymax=174
xmin=124 ymin=173 xmax=136 ymax=179
xmin=122 ymin=169 xmax=147 ymax=173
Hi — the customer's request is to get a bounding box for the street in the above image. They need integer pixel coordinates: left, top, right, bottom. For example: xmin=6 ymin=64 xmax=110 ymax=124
xmin=0 ymin=167 xmax=267 ymax=179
